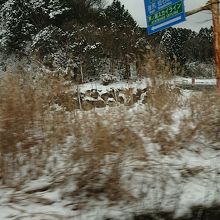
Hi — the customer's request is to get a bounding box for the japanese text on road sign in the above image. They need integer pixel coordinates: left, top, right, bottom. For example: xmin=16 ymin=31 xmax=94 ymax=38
xmin=144 ymin=0 xmax=186 ymax=35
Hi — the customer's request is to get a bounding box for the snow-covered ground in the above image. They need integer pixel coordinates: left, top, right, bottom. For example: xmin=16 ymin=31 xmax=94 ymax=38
xmin=0 ymin=78 xmax=220 ymax=220
xmin=76 ymin=77 xmax=216 ymax=94
xmin=73 ymin=78 xmax=149 ymax=94
xmin=1 ymin=107 xmax=220 ymax=220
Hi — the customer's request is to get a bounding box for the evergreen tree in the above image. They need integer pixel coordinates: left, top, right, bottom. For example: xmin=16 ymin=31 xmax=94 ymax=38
xmin=0 ymin=0 xmax=36 ymax=53
xmin=160 ymin=27 xmax=196 ymax=64
xmin=183 ymin=27 xmax=213 ymax=62
xmin=0 ymin=0 xmax=68 ymax=54
xmin=105 ymin=0 xmax=137 ymax=29
xmin=59 ymin=0 xmax=104 ymax=25
xmin=197 ymin=27 xmax=213 ymax=61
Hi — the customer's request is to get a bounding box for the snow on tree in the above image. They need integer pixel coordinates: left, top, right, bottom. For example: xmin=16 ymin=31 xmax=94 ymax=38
xmin=105 ymin=0 xmax=137 ymax=29
xmin=160 ymin=28 xmax=196 ymax=64
xmin=0 ymin=0 xmax=72 ymax=54
xmin=0 ymin=0 xmax=35 ymax=53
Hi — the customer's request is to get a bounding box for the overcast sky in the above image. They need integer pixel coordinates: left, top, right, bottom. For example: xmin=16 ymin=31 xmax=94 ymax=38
xmin=108 ymin=0 xmax=212 ymax=32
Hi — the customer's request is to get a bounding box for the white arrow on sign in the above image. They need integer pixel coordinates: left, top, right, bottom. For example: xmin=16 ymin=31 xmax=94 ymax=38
xmin=151 ymin=15 xmax=182 ymax=31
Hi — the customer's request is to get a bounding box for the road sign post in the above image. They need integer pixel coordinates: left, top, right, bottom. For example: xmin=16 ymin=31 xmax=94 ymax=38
xmin=144 ymin=0 xmax=186 ymax=35
xmin=211 ymin=0 xmax=220 ymax=89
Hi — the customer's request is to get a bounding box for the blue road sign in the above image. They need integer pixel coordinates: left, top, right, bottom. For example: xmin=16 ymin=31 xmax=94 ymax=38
xmin=144 ymin=0 xmax=186 ymax=35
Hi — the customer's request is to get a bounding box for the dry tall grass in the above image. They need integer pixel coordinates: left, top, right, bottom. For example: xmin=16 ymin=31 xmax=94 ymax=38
xmin=0 ymin=67 xmax=220 ymax=202
xmin=0 ymin=73 xmax=41 ymax=183
xmin=137 ymin=53 xmax=219 ymax=156
xmin=186 ymin=90 xmax=220 ymax=142
xmin=69 ymin=113 xmax=147 ymax=201
xmin=0 ymin=72 xmax=148 ymax=200
xmin=0 ymin=72 xmax=75 ymax=184
xmin=139 ymin=50 xmax=182 ymax=80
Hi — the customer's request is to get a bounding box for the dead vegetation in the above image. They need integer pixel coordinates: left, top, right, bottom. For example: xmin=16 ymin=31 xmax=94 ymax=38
xmin=0 ymin=68 xmax=220 ymax=202
xmin=139 ymin=50 xmax=182 ymax=80
xmin=69 ymin=115 xmax=147 ymax=201
xmin=0 ymin=72 xmax=74 ymax=184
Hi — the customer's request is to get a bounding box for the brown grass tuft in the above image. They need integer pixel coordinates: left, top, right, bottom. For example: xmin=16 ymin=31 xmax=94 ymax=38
xmin=0 ymin=72 xmax=76 ymax=183
xmin=69 ymin=113 xmax=146 ymax=201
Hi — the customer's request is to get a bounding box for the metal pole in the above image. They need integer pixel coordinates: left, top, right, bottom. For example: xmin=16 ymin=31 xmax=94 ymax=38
xmin=211 ymin=0 xmax=220 ymax=88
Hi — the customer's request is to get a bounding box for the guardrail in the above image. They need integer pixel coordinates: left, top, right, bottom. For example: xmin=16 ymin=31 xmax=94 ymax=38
xmin=174 ymin=78 xmax=216 ymax=90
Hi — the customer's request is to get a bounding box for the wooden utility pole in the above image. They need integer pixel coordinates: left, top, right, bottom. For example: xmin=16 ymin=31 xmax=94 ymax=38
xmin=211 ymin=0 xmax=220 ymax=88
xmin=186 ymin=1 xmax=220 ymax=88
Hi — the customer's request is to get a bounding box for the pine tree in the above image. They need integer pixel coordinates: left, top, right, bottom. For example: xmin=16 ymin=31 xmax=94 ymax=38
xmin=0 ymin=0 xmax=36 ymax=53
xmin=160 ymin=27 xmax=195 ymax=64
xmin=59 ymin=0 xmax=104 ymax=25
xmin=105 ymin=0 xmax=137 ymax=29
xmin=0 ymin=0 xmax=147 ymax=81
xmin=0 ymin=0 xmax=70 ymax=54
xmin=183 ymin=27 xmax=213 ymax=62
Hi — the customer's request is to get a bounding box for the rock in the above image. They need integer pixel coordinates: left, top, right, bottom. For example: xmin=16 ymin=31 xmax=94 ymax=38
xmin=107 ymin=98 xmax=116 ymax=107
xmin=82 ymin=101 xmax=94 ymax=111
xmin=94 ymin=99 xmax=106 ymax=108
xmin=90 ymin=90 xmax=99 ymax=99
xmin=101 ymin=93 xmax=110 ymax=101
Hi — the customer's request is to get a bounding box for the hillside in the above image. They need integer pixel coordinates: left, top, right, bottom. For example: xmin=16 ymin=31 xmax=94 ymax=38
xmin=0 ymin=1 xmax=218 ymax=220
xmin=0 ymin=0 xmax=214 ymax=80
